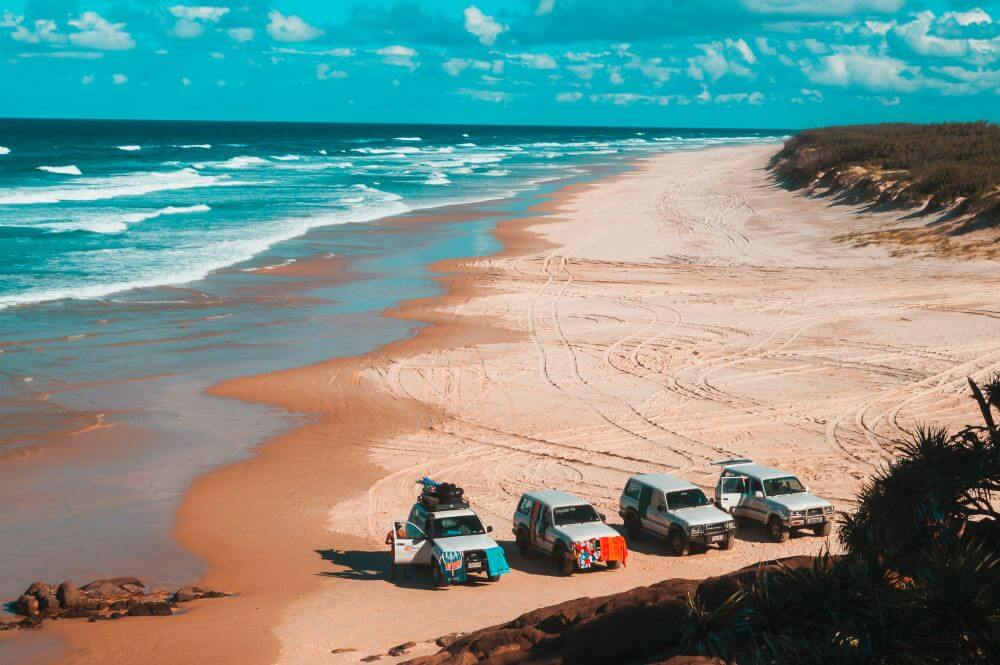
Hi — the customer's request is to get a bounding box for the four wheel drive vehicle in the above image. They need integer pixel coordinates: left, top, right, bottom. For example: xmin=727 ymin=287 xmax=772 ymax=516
xmin=390 ymin=478 xmax=510 ymax=587
xmin=512 ymin=490 xmax=627 ymax=576
xmin=712 ymin=459 xmax=834 ymax=542
xmin=618 ymin=473 xmax=736 ymax=556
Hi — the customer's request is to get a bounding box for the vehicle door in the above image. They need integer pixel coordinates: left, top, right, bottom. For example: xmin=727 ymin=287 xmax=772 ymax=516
xmin=515 ymin=495 xmax=534 ymax=533
xmin=646 ymin=491 xmax=674 ymax=536
xmin=534 ymin=504 xmax=556 ymax=553
xmin=391 ymin=521 xmax=432 ymax=565
xmin=717 ymin=474 xmax=747 ymax=514
xmin=637 ymin=484 xmax=654 ymax=528
xmin=742 ymin=478 xmax=769 ymax=521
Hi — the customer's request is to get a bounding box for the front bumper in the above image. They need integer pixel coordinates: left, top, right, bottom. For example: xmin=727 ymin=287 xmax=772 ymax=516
xmin=783 ymin=508 xmax=833 ymax=527
xmin=689 ymin=524 xmax=735 ymax=545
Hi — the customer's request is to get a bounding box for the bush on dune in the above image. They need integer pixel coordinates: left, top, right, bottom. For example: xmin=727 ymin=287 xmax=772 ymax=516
xmin=771 ymin=122 xmax=1000 ymax=228
xmin=680 ymin=374 xmax=1000 ymax=664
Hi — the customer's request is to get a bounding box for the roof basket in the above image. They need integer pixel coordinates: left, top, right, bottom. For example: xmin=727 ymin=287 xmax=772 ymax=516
xmin=711 ymin=458 xmax=755 ymax=467
xmin=417 ymin=477 xmax=469 ymax=511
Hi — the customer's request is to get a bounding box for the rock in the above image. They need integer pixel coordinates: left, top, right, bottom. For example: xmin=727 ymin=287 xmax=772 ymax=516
xmin=26 ymin=582 xmax=52 ymax=598
xmin=173 ymin=586 xmax=200 ymax=603
xmin=14 ymin=594 xmax=39 ymax=617
xmin=82 ymin=581 xmax=125 ymax=599
xmin=388 ymin=641 xmax=417 ymax=657
xmin=144 ymin=601 xmax=173 ymax=617
xmin=57 ymin=582 xmax=84 ymax=609
xmin=360 ymin=657 xmax=382 ymax=662
xmin=435 ymin=633 xmax=464 ymax=648
xmin=330 ymin=647 xmax=356 ymax=654
xmin=38 ymin=593 xmax=61 ymax=615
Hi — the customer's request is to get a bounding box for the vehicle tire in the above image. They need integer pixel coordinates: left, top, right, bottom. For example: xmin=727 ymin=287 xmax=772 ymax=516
xmin=669 ymin=529 xmax=690 ymax=557
xmin=813 ymin=521 xmax=832 ymax=537
xmin=487 ymin=575 xmax=501 ymax=583
xmin=606 ymin=560 xmax=622 ymax=570
xmin=624 ymin=512 xmax=642 ymax=540
xmin=720 ymin=535 xmax=735 ymax=550
xmin=516 ymin=528 xmax=532 ymax=558
xmin=768 ymin=517 xmax=789 ymax=543
xmin=431 ymin=560 xmax=448 ymax=588
xmin=553 ymin=546 xmax=574 ymax=577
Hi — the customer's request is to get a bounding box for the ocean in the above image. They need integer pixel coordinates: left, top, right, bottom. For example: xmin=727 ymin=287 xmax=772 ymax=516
xmin=0 ymin=119 xmax=781 ymax=309
xmin=0 ymin=120 xmax=783 ymax=616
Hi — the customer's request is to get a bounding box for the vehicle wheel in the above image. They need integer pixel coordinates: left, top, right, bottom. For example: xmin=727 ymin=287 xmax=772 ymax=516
xmin=431 ymin=560 xmax=448 ymax=588
xmin=516 ymin=529 xmax=532 ymax=558
xmin=720 ymin=535 xmax=735 ymax=550
xmin=768 ymin=517 xmax=789 ymax=543
xmin=813 ymin=521 xmax=832 ymax=537
xmin=669 ymin=529 xmax=690 ymax=557
xmin=554 ymin=546 xmax=575 ymax=577
xmin=606 ymin=560 xmax=622 ymax=570
xmin=624 ymin=513 xmax=642 ymax=540
xmin=487 ymin=575 xmax=501 ymax=583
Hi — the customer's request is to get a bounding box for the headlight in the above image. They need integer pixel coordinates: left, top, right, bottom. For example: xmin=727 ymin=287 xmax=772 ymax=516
xmin=689 ymin=525 xmax=704 ymax=535
xmin=726 ymin=520 xmax=736 ymax=530
xmin=824 ymin=505 xmax=834 ymax=513
xmin=790 ymin=510 xmax=805 ymax=517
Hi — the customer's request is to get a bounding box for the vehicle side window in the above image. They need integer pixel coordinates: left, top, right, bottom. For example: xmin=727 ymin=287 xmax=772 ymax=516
xmin=624 ymin=481 xmax=641 ymax=500
xmin=408 ymin=505 xmax=427 ymax=532
xmin=722 ymin=476 xmax=746 ymax=494
xmin=750 ymin=479 xmax=763 ymax=495
xmin=655 ymin=492 xmax=667 ymax=512
xmin=517 ymin=496 xmax=534 ymax=515
xmin=537 ymin=508 xmax=552 ymax=534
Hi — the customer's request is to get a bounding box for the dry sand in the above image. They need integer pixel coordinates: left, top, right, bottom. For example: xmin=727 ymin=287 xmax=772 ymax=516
xmin=42 ymin=145 xmax=1000 ymax=663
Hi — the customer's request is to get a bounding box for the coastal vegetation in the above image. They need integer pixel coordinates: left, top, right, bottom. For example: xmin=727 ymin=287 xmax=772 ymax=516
xmin=771 ymin=122 xmax=1000 ymax=232
xmin=681 ymin=376 xmax=1000 ymax=664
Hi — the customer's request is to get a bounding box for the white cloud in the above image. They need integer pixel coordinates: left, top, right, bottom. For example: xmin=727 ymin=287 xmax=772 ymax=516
xmin=807 ymin=51 xmax=919 ymax=92
xmin=507 ymin=52 xmax=557 ymax=69
xmin=457 ymin=88 xmax=511 ymax=102
xmin=169 ymin=6 xmax=229 ymax=40
xmin=741 ymin=0 xmax=903 ymax=15
xmin=892 ymin=12 xmax=973 ymax=58
xmin=266 ymin=10 xmax=323 ymax=43
xmin=316 ymin=63 xmax=348 ymax=80
xmin=556 ymin=91 xmax=583 ymax=102
xmin=876 ymin=95 xmax=901 ymax=106
xmin=463 ymin=6 xmax=505 ymax=46
xmin=81 ymin=74 xmax=93 ymax=85
xmin=68 ymin=12 xmax=134 ymax=50
xmin=112 ymin=73 xmax=127 ymax=85
xmin=608 ymin=66 xmax=624 ymax=85
xmin=536 ymin=0 xmax=556 ymax=15
xmin=687 ymin=46 xmax=730 ymax=81
xmin=755 ymin=36 xmax=777 ymax=56
xmin=182 ymin=77 xmax=191 ymax=86
xmin=589 ymin=92 xmax=680 ymax=106
xmin=940 ymin=9 xmax=991 ymax=27
xmin=377 ymin=45 xmax=418 ymax=69
xmin=567 ymin=63 xmax=602 ymax=79
xmin=443 ymin=57 xmax=501 ymax=76
xmin=227 ymin=27 xmax=254 ymax=43
xmin=727 ymin=38 xmax=757 ymax=64
xmin=5 ymin=15 xmax=65 ymax=44
xmin=626 ymin=55 xmax=674 ymax=83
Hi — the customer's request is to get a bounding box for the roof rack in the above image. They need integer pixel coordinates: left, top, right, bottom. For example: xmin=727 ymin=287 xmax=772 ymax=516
xmin=711 ymin=458 xmax=755 ymax=467
xmin=417 ymin=477 xmax=469 ymax=511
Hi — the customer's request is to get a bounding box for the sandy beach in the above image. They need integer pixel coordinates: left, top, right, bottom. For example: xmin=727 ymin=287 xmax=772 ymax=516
xmin=28 ymin=143 xmax=1000 ymax=663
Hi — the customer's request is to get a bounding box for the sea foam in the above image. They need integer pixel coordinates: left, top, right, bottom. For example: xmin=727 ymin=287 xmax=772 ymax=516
xmin=117 ymin=145 xmax=142 ymax=151
xmin=0 ymin=146 xmax=10 ymax=155
xmin=2 ymin=169 xmax=241 ymax=205
xmin=37 ymin=165 xmax=83 ymax=176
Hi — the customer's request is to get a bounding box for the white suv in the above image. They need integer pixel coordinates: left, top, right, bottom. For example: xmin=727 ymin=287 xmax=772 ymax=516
xmin=712 ymin=459 xmax=834 ymax=542
xmin=389 ymin=479 xmax=510 ymax=586
xmin=618 ymin=473 xmax=736 ymax=556
xmin=512 ymin=490 xmax=627 ymax=576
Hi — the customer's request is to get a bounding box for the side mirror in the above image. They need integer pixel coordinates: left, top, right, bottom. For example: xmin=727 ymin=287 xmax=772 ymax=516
xmin=487 ymin=525 xmax=493 ymax=533
xmin=754 ymin=491 xmax=763 ymax=498
xmin=599 ymin=513 xmax=607 ymax=522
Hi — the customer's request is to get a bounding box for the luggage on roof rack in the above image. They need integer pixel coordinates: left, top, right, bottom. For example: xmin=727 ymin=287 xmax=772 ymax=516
xmin=418 ymin=479 xmax=469 ymax=510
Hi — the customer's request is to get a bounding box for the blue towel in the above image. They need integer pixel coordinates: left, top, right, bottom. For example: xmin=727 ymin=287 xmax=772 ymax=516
xmin=485 ymin=546 xmax=510 ymax=577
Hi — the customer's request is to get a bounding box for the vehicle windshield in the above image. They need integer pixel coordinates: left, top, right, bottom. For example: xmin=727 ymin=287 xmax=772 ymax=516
xmin=764 ymin=476 xmax=806 ymax=496
xmin=667 ymin=489 xmax=710 ymax=510
xmin=430 ymin=514 xmax=485 ymax=538
xmin=553 ymin=504 xmax=601 ymax=526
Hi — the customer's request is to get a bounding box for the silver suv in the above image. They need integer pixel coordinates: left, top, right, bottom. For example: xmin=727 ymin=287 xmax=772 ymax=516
xmin=712 ymin=459 xmax=833 ymax=542
xmin=618 ymin=472 xmax=736 ymax=556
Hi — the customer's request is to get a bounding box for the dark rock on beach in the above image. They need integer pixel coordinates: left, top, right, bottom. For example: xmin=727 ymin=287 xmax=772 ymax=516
xmin=5 ymin=577 xmax=229 ymax=629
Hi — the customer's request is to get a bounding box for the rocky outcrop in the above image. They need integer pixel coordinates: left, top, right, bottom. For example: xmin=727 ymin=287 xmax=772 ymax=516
xmin=404 ymin=556 xmax=821 ymax=665
xmin=0 ymin=578 xmax=228 ymax=631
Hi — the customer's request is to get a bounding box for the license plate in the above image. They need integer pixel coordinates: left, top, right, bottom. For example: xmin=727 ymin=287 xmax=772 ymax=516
xmin=710 ymin=535 xmax=723 ymax=542
xmin=467 ymin=561 xmax=482 ymax=570
xmin=807 ymin=517 xmax=823 ymax=524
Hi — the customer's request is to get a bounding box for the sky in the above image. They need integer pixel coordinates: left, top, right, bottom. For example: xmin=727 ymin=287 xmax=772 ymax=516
xmin=0 ymin=0 xmax=997 ymax=128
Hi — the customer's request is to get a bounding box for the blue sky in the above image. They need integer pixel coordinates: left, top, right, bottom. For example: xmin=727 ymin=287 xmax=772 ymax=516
xmin=1 ymin=0 xmax=997 ymax=128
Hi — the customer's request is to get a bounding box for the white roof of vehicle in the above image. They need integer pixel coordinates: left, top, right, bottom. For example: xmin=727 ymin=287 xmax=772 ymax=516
xmin=721 ymin=462 xmax=793 ymax=481
xmin=414 ymin=503 xmax=477 ymax=519
xmin=524 ymin=490 xmax=589 ymax=509
xmin=629 ymin=472 xmax=698 ymax=493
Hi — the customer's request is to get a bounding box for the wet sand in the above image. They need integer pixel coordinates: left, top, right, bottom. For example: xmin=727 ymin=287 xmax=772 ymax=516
xmin=16 ymin=144 xmax=1000 ymax=663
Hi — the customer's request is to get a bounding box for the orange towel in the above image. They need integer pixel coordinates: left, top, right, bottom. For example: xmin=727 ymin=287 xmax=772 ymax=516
xmin=600 ymin=535 xmax=628 ymax=566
